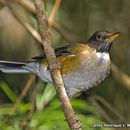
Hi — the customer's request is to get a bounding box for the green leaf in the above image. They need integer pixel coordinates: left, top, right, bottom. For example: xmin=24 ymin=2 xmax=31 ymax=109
xmin=0 ymin=81 xmax=17 ymax=103
xmin=0 ymin=104 xmax=13 ymax=115
xmin=36 ymin=83 xmax=56 ymax=110
xmin=19 ymin=103 xmax=31 ymax=113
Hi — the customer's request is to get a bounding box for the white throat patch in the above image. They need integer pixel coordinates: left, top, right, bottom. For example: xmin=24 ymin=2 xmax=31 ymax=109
xmin=96 ymin=52 xmax=110 ymax=62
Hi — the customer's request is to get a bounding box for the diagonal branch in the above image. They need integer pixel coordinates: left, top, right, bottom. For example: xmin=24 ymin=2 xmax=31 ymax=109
xmin=10 ymin=0 xmax=79 ymax=42
xmin=2 ymin=0 xmax=79 ymax=43
xmin=89 ymin=95 xmax=124 ymax=123
xmin=34 ymin=0 xmax=82 ymax=130
xmin=13 ymin=0 xmax=36 ymax=13
xmin=5 ymin=0 xmax=42 ymax=44
xmin=11 ymin=75 xmax=36 ymax=113
xmin=48 ymin=0 xmax=61 ymax=27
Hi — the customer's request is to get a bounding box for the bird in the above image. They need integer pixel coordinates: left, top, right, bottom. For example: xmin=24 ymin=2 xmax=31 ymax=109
xmin=0 ymin=31 xmax=120 ymax=97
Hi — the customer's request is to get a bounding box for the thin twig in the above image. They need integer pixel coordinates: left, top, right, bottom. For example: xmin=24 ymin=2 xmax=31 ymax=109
xmin=34 ymin=0 xmax=82 ymax=130
xmin=19 ymin=75 xmax=36 ymax=98
xmin=11 ymin=75 xmax=35 ymax=113
xmin=48 ymin=0 xmax=79 ymax=42
xmin=5 ymin=0 xmax=79 ymax=43
xmin=14 ymin=0 xmax=36 ymax=14
xmin=89 ymin=95 xmax=124 ymax=122
xmin=89 ymin=96 xmax=114 ymax=124
xmin=22 ymin=80 xmax=37 ymax=130
xmin=4 ymin=0 xmax=42 ymax=45
xmin=11 ymin=0 xmax=79 ymax=42
xmin=48 ymin=0 xmax=62 ymax=26
xmin=11 ymin=0 xmax=61 ymax=22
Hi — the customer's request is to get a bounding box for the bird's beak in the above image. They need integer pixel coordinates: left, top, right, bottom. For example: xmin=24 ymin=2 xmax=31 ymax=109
xmin=107 ymin=32 xmax=120 ymax=41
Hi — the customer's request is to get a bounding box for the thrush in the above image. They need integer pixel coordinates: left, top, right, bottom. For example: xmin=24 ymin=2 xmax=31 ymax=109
xmin=0 ymin=31 xmax=120 ymax=97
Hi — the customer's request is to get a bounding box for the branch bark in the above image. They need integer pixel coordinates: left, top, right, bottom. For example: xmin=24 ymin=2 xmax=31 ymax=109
xmin=34 ymin=0 xmax=82 ymax=130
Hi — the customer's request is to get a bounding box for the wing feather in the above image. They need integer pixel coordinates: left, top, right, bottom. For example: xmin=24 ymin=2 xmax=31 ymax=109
xmin=32 ymin=45 xmax=73 ymax=61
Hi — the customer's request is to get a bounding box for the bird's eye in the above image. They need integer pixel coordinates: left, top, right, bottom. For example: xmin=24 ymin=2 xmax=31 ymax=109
xmin=96 ymin=34 xmax=102 ymax=40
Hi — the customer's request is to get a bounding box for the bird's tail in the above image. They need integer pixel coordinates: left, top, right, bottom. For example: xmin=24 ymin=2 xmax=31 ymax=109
xmin=0 ymin=60 xmax=30 ymax=73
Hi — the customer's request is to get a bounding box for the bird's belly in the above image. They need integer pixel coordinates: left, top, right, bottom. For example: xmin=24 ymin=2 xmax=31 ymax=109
xmin=63 ymin=59 xmax=110 ymax=97
xmin=36 ymin=53 xmax=110 ymax=97
xmin=64 ymin=65 xmax=109 ymax=88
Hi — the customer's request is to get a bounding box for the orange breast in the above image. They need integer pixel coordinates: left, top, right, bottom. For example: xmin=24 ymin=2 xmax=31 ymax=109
xmin=40 ymin=55 xmax=81 ymax=75
xmin=41 ymin=43 xmax=95 ymax=76
xmin=59 ymin=55 xmax=82 ymax=75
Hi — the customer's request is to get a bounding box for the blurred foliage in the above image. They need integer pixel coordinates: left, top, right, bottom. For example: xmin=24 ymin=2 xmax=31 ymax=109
xmin=0 ymin=0 xmax=130 ymax=130
xmin=0 ymin=82 xmax=111 ymax=130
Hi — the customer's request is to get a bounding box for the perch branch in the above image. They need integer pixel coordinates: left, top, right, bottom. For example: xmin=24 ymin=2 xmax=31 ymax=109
xmin=34 ymin=0 xmax=82 ymax=130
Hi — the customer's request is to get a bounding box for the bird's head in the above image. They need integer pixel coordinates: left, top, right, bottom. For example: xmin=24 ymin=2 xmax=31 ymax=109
xmin=88 ymin=31 xmax=120 ymax=52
